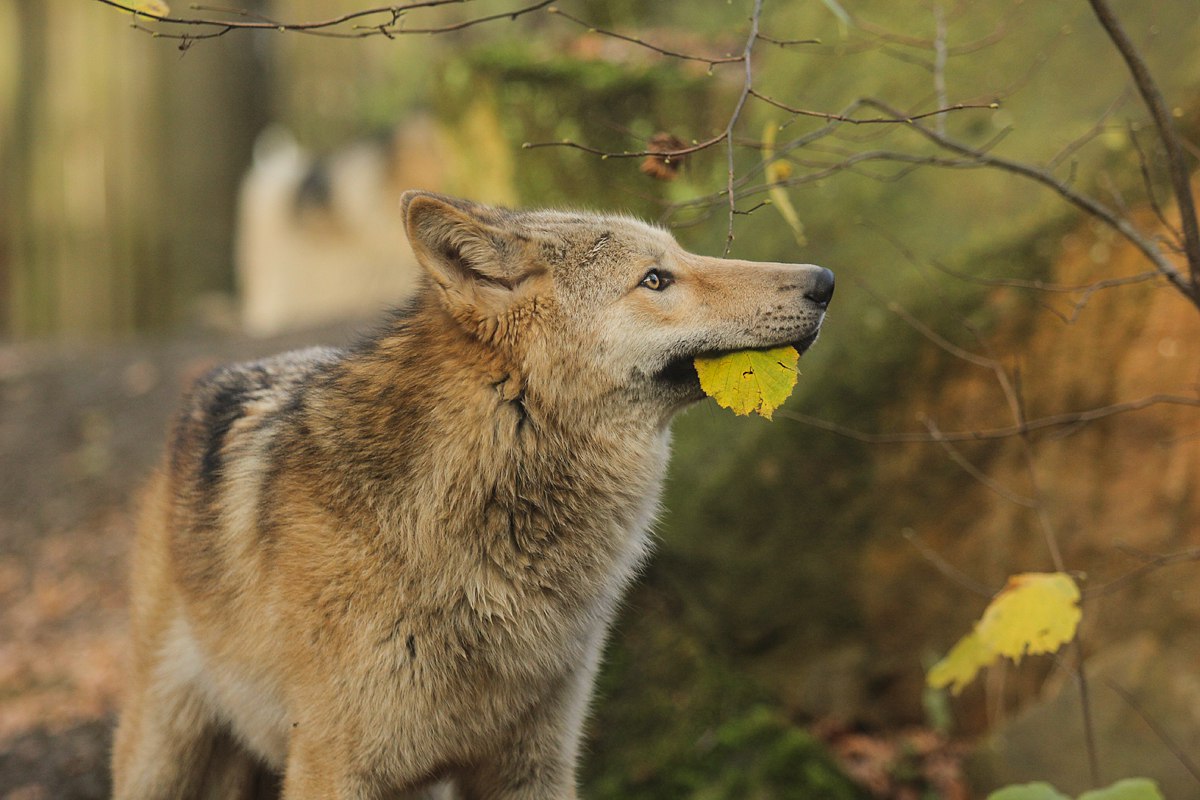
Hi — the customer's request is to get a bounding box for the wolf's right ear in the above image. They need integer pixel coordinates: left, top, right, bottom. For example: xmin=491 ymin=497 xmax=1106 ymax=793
xmin=401 ymin=191 xmax=532 ymax=320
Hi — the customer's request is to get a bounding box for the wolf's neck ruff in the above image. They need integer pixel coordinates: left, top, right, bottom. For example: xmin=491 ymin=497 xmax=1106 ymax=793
xmin=311 ymin=292 xmax=665 ymax=614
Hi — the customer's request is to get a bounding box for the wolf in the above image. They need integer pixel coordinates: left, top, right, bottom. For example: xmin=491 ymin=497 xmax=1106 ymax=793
xmin=236 ymin=117 xmax=452 ymax=336
xmin=112 ymin=191 xmax=834 ymax=799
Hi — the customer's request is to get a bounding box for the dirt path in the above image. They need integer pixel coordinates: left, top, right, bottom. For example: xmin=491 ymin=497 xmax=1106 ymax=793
xmin=0 ymin=323 xmax=360 ymax=798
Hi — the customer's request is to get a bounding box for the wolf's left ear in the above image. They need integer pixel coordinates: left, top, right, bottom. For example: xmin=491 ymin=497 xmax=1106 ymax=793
xmin=401 ymin=191 xmax=534 ymax=316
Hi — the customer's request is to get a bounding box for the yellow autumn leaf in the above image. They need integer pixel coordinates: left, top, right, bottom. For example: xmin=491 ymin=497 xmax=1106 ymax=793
xmin=762 ymin=122 xmax=806 ymax=247
xmin=927 ymin=630 xmax=992 ymax=696
xmin=695 ymin=345 xmax=799 ymax=419
xmin=125 ymin=0 xmax=171 ymax=15
xmin=978 ymin=572 xmax=1081 ymax=662
xmin=926 ymin=571 xmax=1081 ymax=695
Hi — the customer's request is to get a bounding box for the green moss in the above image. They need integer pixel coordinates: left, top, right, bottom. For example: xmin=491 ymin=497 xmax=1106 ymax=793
xmin=582 ymin=575 xmax=864 ymax=799
xmin=433 ymin=43 xmax=718 ymax=215
xmin=587 ymin=695 xmax=863 ymax=800
xmin=468 ymin=44 xmax=697 ymax=95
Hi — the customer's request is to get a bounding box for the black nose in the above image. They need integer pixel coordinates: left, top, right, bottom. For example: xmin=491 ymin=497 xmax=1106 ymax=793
xmin=804 ymin=267 xmax=835 ymax=308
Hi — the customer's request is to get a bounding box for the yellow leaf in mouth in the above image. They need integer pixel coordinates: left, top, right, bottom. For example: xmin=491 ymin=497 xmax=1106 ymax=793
xmin=694 ymin=345 xmax=799 ymax=419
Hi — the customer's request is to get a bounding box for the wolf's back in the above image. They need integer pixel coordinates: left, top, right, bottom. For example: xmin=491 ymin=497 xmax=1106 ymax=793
xmin=168 ymin=347 xmax=342 ymax=500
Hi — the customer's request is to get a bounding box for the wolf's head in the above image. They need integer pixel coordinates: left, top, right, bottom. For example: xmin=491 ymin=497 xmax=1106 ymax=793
xmin=401 ymin=191 xmax=833 ymax=423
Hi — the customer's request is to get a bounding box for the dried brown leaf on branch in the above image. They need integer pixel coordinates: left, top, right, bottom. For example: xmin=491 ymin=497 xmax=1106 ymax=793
xmin=640 ymin=132 xmax=687 ymax=181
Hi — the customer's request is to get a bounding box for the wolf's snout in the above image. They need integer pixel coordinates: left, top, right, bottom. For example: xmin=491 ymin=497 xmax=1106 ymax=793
xmin=804 ymin=267 xmax=835 ymax=309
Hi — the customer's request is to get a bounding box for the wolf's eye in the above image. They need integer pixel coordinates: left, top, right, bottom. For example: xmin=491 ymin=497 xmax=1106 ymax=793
xmin=640 ymin=269 xmax=671 ymax=291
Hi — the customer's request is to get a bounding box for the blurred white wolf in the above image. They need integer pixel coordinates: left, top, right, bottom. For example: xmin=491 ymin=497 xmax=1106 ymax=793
xmin=235 ymin=117 xmax=449 ymax=335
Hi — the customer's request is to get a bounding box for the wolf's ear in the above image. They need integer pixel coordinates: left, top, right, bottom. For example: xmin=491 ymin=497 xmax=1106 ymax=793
xmin=401 ymin=191 xmax=533 ymax=316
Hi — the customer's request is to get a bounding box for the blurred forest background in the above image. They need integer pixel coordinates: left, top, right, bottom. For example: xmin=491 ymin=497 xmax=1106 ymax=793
xmin=1 ymin=0 xmax=1199 ymax=798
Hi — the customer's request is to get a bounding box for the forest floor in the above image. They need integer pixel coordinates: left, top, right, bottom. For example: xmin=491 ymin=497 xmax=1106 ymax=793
xmin=0 ymin=324 xmax=357 ymax=799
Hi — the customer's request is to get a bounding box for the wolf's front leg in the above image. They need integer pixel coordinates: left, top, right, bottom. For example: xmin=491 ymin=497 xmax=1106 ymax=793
xmin=458 ymin=661 xmax=599 ymax=800
xmin=282 ymin=732 xmax=377 ymax=800
xmin=457 ymin=753 xmax=578 ymax=800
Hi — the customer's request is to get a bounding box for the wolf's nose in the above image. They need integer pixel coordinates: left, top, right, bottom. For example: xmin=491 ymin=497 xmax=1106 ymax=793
xmin=804 ymin=268 xmax=835 ymax=308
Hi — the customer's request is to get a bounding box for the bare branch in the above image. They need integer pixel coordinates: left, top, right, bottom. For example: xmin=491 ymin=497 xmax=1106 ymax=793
xmin=1045 ymin=89 xmax=1132 ymax=173
xmin=902 ymin=528 xmax=995 ymax=597
xmin=522 ymin=134 xmax=726 ymax=160
xmin=1129 ymin=123 xmax=1186 ymax=248
xmin=526 ymin=2 xmax=768 ymax=254
xmin=924 ymin=260 xmax=1165 ymax=324
xmin=1086 ymin=0 xmax=1200 ymax=301
xmin=919 ymin=417 xmax=1038 ymax=508
xmin=755 ymin=33 xmax=821 ymax=47
xmin=932 ymin=4 xmax=948 ymax=136
xmin=846 ymin=9 xmax=1006 ymax=57
xmin=547 ymin=7 xmax=745 ymax=66
xmin=721 ymin=0 xmax=765 ymax=254
xmin=776 ymin=394 xmax=1200 ymax=444
xmin=1085 ymin=547 xmax=1200 ymax=599
xmin=95 ymin=0 xmax=555 ymax=40
xmin=856 ymin=99 xmax=1196 ymax=305
xmin=1104 ymin=679 xmax=1200 ymax=785
xmin=750 ymin=90 xmax=997 ymax=125
xmin=855 ymin=279 xmax=995 ymax=369
xmin=1073 ymin=635 xmax=1102 ymax=787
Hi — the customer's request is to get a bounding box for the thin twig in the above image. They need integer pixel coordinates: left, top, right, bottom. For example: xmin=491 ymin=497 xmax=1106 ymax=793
xmin=856 ymin=99 xmax=1196 ymax=304
xmin=1087 ymin=0 xmax=1200 ymax=301
xmin=522 ymin=133 xmax=725 ymax=160
xmin=919 ymin=416 xmax=1038 ymax=508
xmin=1073 ymin=635 xmax=1102 ymax=787
xmin=776 ymin=394 xmax=1200 ymax=443
xmin=1085 ymin=547 xmax=1200 ymax=599
xmin=755 ymin=33 xmax=821 ymax=47
xmin=723 ymin=0 xmax=765 ymax=254
xmin=848 ymin=9 xmax=1005 ymax=56
xmin=96 ymin=0 xmax=460 ymax=31
xmin=547 ymin=7 xmax=745 ymax=66
xmin=925 ymin=260 xmax=1161 ymax=296
xmin=1045 ymin=89 xmax=1131 ymax=172
xmin=1105 ymin=679 xmax=1200 ymax=785
xmin=96 ymin=0 xmax=555 ymax=40
xmin=932 ymin=3 xmax=948 ymax=136
xmin=1001 ymin=365 xmax=1066 ymax=572
xmin=902 ymin=528 xmax=995 ymax=597
xmin=1129 ymin=122 xmax=1186 ymax=247
xmin=855 ymin=279 xmax=994 ymax=369
xmin=750 ymin=90 xmax=997 ymax=125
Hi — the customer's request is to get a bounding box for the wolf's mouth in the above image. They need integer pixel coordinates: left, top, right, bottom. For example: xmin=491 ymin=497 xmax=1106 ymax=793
xmin=658 ymin=330 xmax=821 ymax=385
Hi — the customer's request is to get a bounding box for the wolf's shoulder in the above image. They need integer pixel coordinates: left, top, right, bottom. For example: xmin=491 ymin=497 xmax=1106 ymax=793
xmin=171 ymin=346 xmax=344 ymax=486
xmin=184 ymin=346 xmax=343 ymax=413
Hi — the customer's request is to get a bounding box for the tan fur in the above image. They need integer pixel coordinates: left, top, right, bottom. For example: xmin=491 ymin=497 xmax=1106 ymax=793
xmin=113 ymin=192 xmax=834 ymax=799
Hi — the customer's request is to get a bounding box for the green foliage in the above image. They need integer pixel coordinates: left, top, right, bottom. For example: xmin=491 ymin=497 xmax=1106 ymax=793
xmin=589 ymin=703 xmax=864 ymax=800
xmin=988 ymin=784 xmax=1071 ymax=800
xmin=582 ymin=598 xmax=863 ymax=800
xmin=1077 ymin=779 xmax=1166 ymax=800
xmin=987 ymin=779 xmax=1164 ymax=800
xmin=434 ymin=42 xmax=716 ymax=216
